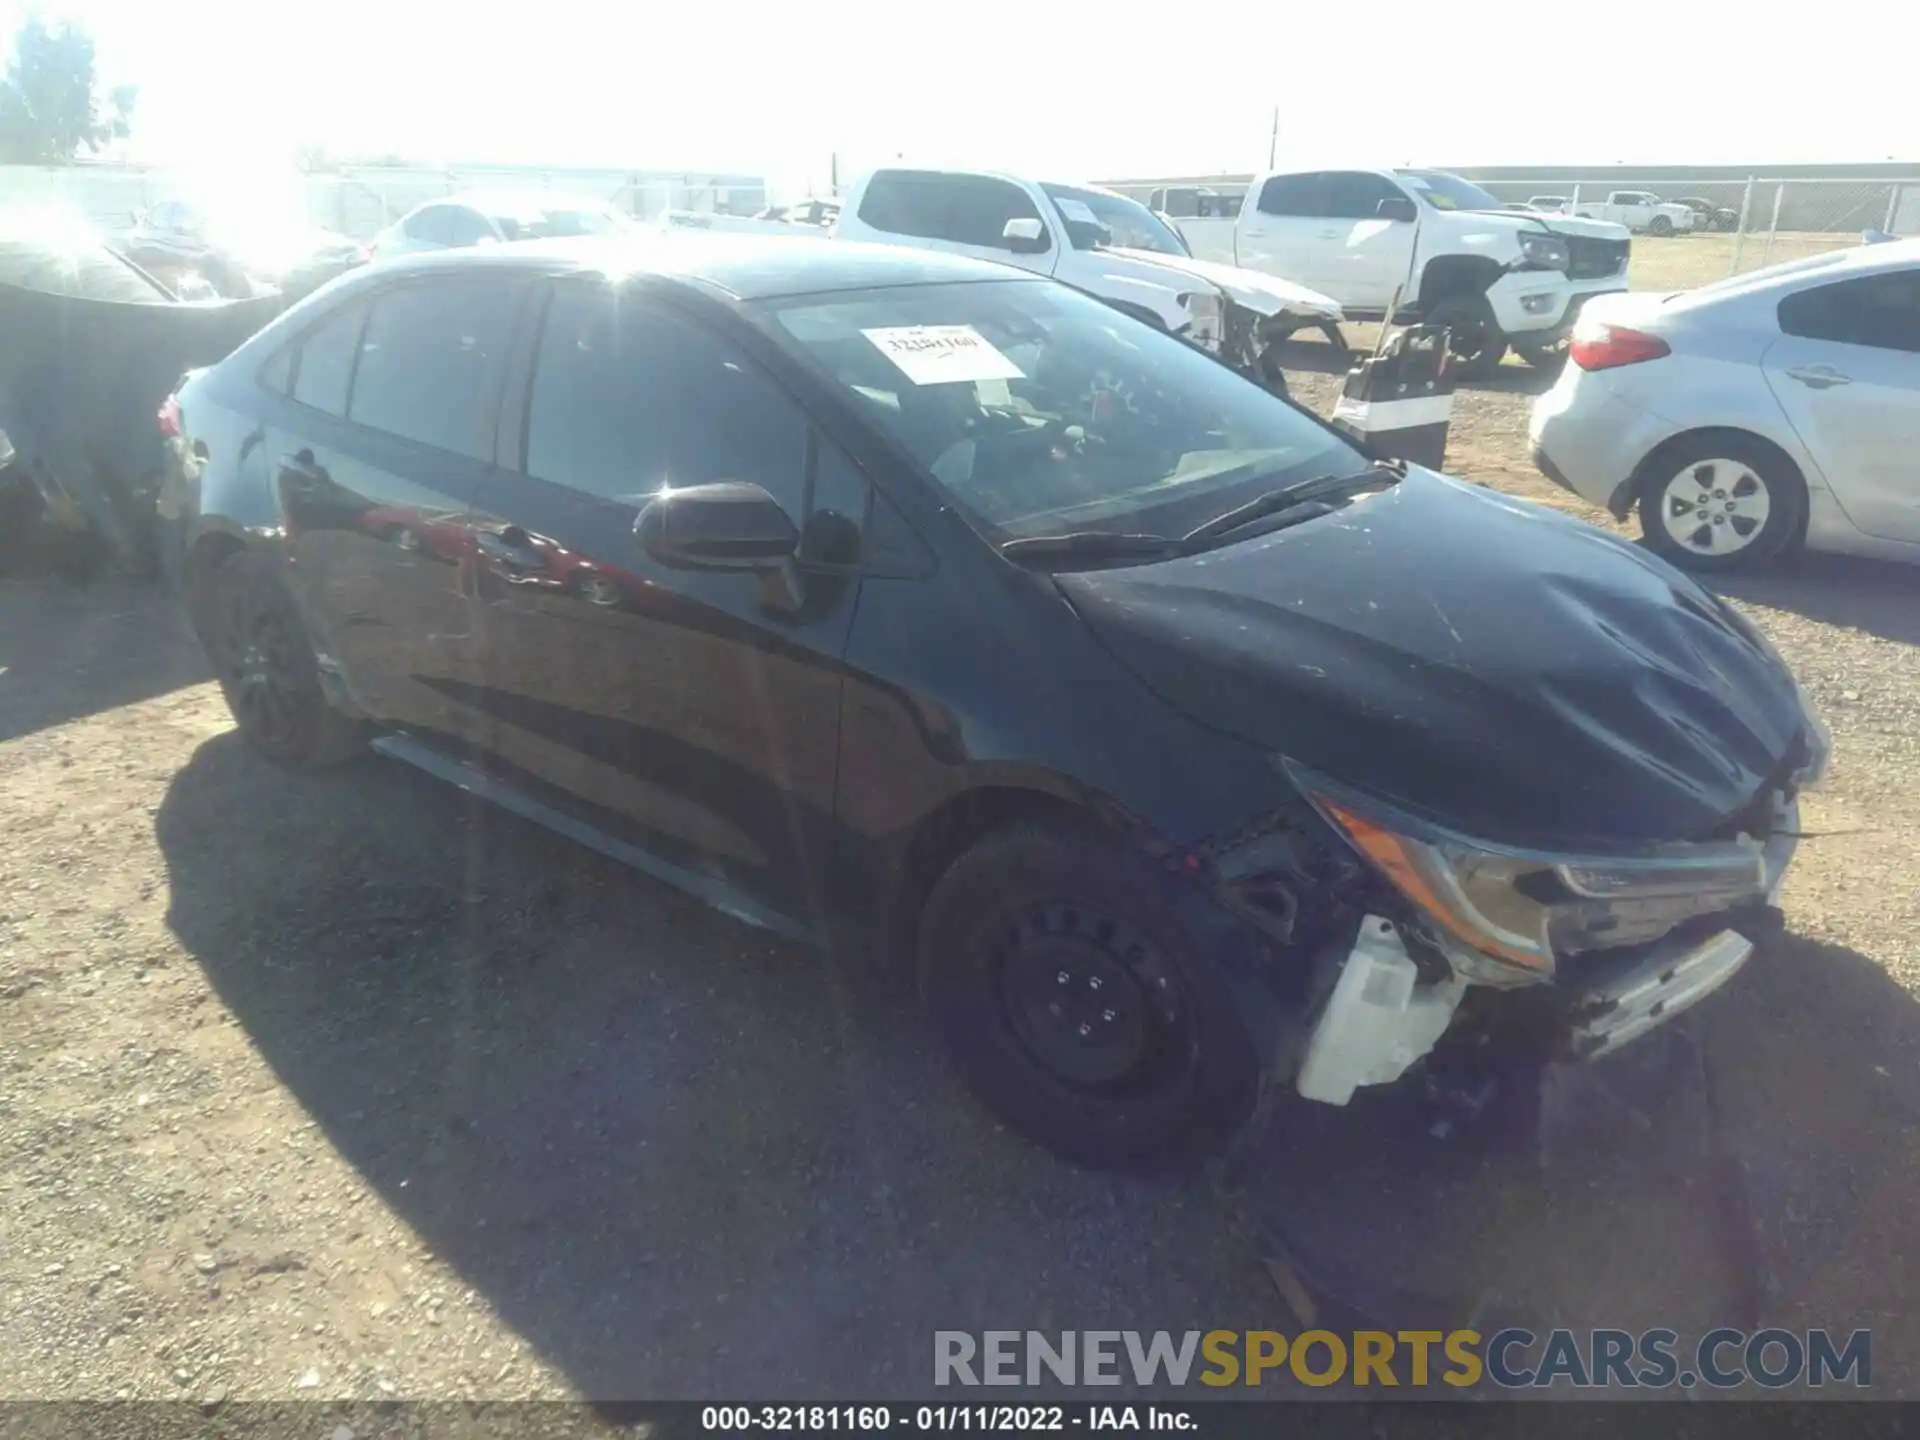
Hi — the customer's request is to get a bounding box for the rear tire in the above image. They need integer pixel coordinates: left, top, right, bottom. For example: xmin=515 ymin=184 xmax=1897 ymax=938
xmin=917 ymin=818 xmax=1259 ymax=1171
xmin=1635 ymin=432 xmax=1806 ymax=573
xmin=200 ymin=548 xmax=364 ymax=767
xmin=1425 ymin=293 xmax=1508 ymax=380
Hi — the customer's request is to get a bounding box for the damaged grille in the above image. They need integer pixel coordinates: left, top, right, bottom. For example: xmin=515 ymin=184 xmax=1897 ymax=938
xmin=1566 ymin=236 xmax=1629 ymax=280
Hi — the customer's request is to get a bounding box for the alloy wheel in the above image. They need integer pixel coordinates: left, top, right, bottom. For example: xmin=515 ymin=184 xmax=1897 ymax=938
xmin=1657 ymin=459 xmax=1772 ymax=559
xmin=213 ymin=577 xmax=307 ymax=750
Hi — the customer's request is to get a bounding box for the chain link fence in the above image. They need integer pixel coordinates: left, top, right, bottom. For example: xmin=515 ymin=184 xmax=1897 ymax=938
xmin=1457 ymin=176 xmax=1919 ymax=285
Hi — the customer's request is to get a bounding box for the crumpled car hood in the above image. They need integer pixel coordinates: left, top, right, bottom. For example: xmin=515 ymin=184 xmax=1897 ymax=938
xmin=1058 ymin=469 xmax=1807 ymax=850
xmin=1101 ymin=246 xmax=1343 ymax=320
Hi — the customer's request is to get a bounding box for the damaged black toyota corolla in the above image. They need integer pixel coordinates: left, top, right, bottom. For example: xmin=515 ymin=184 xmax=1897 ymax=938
xmin=162 ymin=235 xmax=1829 ymax=1170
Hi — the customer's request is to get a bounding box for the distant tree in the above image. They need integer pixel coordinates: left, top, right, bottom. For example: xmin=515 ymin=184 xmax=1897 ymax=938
xmin=0 ymin=16 xmax=137 ymax=165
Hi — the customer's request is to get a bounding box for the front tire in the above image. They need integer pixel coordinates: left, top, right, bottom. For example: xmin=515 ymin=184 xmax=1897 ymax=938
xmin=1425 ymin=293 xmax=1508 ymax=380
xmin=1635 ymin=433 xmax=1806 ymax=572
xmin=200 ymin=548 xmax=364 ymax=766
xmin=1649 ymin=215 xmax=1674 ymax=237
xmin=917 ymin=818 xmax=1259 ymax=1171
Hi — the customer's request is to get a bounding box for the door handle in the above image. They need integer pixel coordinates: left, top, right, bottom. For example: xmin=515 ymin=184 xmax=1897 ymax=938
xmin=1317 ymin=230 xmax=1342 ymax=239
xmin=1785 ymin=365 xmax=1851 ymax=389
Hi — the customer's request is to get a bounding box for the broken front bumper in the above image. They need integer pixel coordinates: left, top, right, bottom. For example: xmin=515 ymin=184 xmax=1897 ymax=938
xmin=1562 ymin=923 xmax=1759 ymax=1060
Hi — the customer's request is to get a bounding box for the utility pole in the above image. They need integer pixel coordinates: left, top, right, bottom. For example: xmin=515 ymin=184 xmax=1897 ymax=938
xmin=1268 ymin=106 xmax=1279 ymax=168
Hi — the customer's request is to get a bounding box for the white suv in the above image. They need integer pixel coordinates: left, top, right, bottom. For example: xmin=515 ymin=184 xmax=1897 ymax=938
xmin=834 ymin=167 xmax=1344 ymax=390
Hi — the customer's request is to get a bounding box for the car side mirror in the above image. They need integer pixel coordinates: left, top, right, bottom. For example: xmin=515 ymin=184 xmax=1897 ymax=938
xmin=1376 ymin=197 xmax=1418 ymax=223
xmin=635 ymin=481 xmax=799 ymax=570
xmin=1001 ymin=217 xmax=1049 ymax=254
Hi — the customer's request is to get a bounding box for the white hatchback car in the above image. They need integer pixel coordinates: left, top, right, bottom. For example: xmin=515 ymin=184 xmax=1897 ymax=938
xmin=1530 ymin=239 xmax=1920 ymax=571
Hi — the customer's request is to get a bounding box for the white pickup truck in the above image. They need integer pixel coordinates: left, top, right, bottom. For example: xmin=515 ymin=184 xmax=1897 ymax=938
xmin=833 ymin=167 xmax=1345 ymax=391
xmin=1573 ymin=191 xmax=1697 ymax=237
xmin=1160 ymin=168 xmax=1633 ymax=377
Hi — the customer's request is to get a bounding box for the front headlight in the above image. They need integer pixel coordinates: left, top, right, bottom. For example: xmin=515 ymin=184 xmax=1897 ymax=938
xmin=1518 ymin=232 xmax=1570 ymax=271
xmin=1176 ymin=289 xmax=1225 ymax=351
xmin=1290 ymin=767 xmax=1773 ymax=986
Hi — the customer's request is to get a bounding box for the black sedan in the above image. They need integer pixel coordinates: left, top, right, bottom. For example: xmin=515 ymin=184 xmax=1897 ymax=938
xmin=162 ymin=235 xmax=1827 ymax=1169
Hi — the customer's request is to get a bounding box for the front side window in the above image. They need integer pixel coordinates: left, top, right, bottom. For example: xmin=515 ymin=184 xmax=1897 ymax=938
xmin=445 ymin=208 xmax=497 ymax=246
xmin=1040 ymin=184 xmax=1188 ymax=256
xmin=857 ymin=171 xmax=1045 ymax=249
xmin=347 ymin=281 xmax=520 ymax=459
xmin=1395 ymin=170 xmax=1503 ymax=213
xmin=403 ymin=206 xmax=452 ymax=244
xmin=525 ymin=282 xmax=809 ymax=514
xmin=765 ymin=279 xmax=1359 ymax=546
xmin=289 ymin=301 xmax=367 ymax=416
xmin=1778 ymin=270 xmax=1920 ymax=354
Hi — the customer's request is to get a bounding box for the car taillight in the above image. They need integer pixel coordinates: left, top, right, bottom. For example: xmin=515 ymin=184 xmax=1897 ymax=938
xmin=157 ymin=395 xmax=183 ymax=438
xmin=1570 ymin=322 xmax=1670 ymax=371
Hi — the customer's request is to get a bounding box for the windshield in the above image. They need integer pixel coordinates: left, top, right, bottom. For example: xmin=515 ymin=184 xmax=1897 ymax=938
xmin=763 ymin=279 xmax=1358 ymax=546
xmin=1396 ymin=170 xmax=1505 ymax=213
xmin=1039 ymin=184 xmax=1189 ymax=257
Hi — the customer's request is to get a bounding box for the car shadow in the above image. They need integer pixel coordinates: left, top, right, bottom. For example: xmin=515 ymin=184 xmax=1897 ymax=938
xmin=0 ymin=576 xmax=208 ymax=745
xmin=153 ymin=735 xmax=1283 ymax=1401
xmin=1711 ymin=550 xmax=1920 ymax=648
xmin=155 ymin=730 xmax=1920 ymax=1398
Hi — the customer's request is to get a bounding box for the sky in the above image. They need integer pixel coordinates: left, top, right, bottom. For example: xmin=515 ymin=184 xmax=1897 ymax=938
xmin=3 ymin=0 xmax=1913 ymax=195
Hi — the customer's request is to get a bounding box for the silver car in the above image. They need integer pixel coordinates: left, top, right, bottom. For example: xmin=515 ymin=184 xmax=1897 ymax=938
xmin=369 ymin=192 xmax=630 ymax=260
xmin=1529 ymin=238 xmax=1920 ymax=570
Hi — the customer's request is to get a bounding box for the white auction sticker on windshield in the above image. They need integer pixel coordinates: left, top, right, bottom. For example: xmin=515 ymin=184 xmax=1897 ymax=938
xmin=1054 ymin=197 xmax=1100 ymax=225
xmin=862 ymin=325 xmax=1025 ymax=385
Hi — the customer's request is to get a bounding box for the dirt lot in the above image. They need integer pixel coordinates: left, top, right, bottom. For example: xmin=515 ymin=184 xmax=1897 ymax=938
xmin=3 ymin=233 xmax=1917 ymax=1403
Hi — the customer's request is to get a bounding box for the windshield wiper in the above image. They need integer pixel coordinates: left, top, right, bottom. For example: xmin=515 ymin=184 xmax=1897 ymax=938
xmin=999 ymin=531 xmax=1182 ymax=564
xmin=1180 ymin=459 xmax=1404 ymax=547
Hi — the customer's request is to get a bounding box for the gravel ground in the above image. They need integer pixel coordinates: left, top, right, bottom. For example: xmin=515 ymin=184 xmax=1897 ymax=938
xmin=3 ymin=362 xmax=1917 ymax=1403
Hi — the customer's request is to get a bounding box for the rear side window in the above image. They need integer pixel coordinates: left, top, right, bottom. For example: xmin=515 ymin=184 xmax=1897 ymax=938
xmin=1778 ymin=270 xmax=1920 ymax=354
xmin=857 ymin=171 xmax=1044 ymax=249
xmin=1255 ymin=173 xmax=1325 ymax=218
xmin=289 ymin=301 xmax=367 ymax=416
xmin=347 ymin=281 xmax=520 ymax=459
xmin=525 ymin=282 xmax=808 ymax=514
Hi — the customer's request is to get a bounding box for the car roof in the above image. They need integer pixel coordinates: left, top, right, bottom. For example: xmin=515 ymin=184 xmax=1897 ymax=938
xmin=359 ymin=230 xmax=1036 ymax=301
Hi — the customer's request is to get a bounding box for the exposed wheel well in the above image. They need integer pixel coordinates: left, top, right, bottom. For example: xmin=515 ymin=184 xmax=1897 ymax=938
xmin=886 ymin=786 xmax=1090 ymax=964
xmin=1415 ymin=255 xmax=1503 ymax=313
xmin=1626 ymin=426 xmax=1811 ymax=544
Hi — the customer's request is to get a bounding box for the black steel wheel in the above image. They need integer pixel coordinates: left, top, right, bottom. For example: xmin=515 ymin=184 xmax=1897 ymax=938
xmin=201 ymin=548 xmax=363 ymax=766
xmin=917 ymin=817 xmax=1259 ymax=1170
xmin=1425 ymin=293 xmax=1508 ymax=380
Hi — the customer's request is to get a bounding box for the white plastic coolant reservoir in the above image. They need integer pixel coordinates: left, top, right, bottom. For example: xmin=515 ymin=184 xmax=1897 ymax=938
xmin=1295 ymin=916 xmax=1464 ymax=1106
